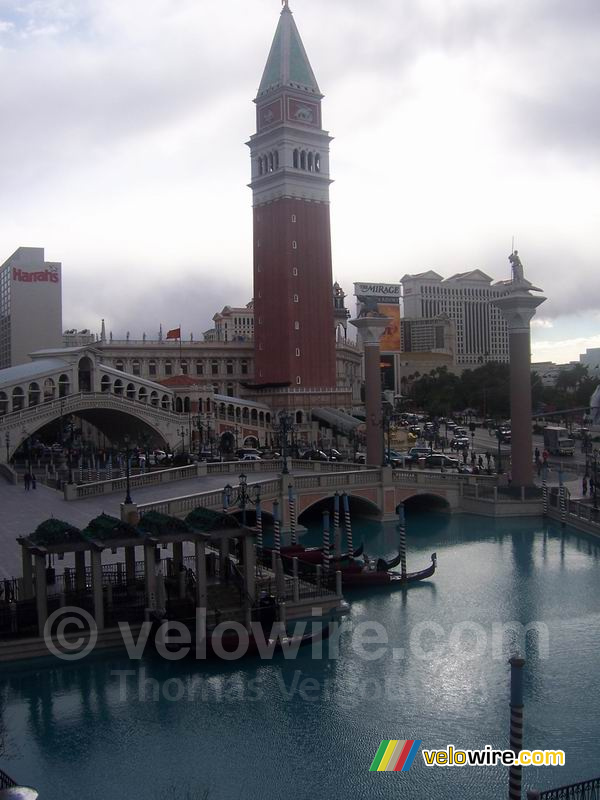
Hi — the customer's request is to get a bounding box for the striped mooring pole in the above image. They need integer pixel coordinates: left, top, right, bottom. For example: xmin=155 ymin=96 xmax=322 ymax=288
xmin=398 ymin=502 xmax=407 ymax=581
xmin=79 ymin=459 xmax=83 ymax=482
xmin=558 ymin=467 xmax=566 ymax=526
xmin=322 ymin=510 xmax=331 ymax=576
xmin=255 ymin=497 xmax=263 ymax=556
xmin=342 ymin=491 xmax=353 ymax=554
xmin=333 ymin=491 xmax=341 ymax=558
xmin=273 ymin=499 xmax=281 ymax=555
xmin=288 ymin=484 xmax=297 ymax=546
xmin=542 ymin=464 xmax=548 ymax=515
xmin=508 ymin=656 xmax=525 ymax=800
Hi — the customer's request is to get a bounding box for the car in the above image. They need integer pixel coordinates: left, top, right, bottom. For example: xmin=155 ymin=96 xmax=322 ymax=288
xmin=425 ymin=454 xmax=460 ymax=469
xmin=405 ymin=446 xmax=432 ymax=463
xmin=326 ymin=448 xmax=344 ymax=461
xmin=301 ymin=449 xmax=329 ymax=461
xmin=450 ymin=437 xmax=470 ymax=450
xmin=496 ymin=428 xmax=511 ymax=444
xmin=408 ymin=425 xmax=421 ymax=436
xmin=454 ymin=428 xmax=468 ymax=438
xmin=240 ymin=454 xmax=262 ymax=461
xmin=354 ymin=452 xmax=366 ymax=464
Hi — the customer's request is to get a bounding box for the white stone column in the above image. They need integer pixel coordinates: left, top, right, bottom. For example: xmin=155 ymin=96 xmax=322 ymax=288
xmin=195 ymin=539 xmax=207 ymax=611
xmin=494 ymin=279 xmax=546 ymax=487
xmin=91 ymin=549 xmax=104 ymax=631
xmin=351 ymin=316 xmax=392 ymax=467
xmin=34 ymin=554 xmax=47 ymax=638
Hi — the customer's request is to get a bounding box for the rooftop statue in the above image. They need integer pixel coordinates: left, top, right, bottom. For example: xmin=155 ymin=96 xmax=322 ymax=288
xmin=507 ymin=249 xmax=543 ymax=292
xmin=509 ymin=250 xmax=525 ymax=283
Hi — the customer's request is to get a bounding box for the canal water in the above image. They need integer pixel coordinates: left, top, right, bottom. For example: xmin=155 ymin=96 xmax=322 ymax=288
xmin=1 ymin=513 xmax=600 ymax=800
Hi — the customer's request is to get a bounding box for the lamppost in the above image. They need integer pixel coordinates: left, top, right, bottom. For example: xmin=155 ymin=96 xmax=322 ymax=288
xmin=4 ymin=430 xmax=9 ymax=463
xmin=223 ymin=473 xmax=261 ymax=527
xmin=273 ymin=410 xmax=295 ymax=475
xmin=177 ymin=425 xmax=186 ymax=455
xmin=21 ymin=426 xmax=30 ymax=469
xmin=123 ymin=434 xmax=133 ymax=504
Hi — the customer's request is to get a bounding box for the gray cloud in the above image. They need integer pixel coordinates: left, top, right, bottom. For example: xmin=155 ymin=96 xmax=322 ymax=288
xmin=0 ymin=0 xmax=599 ymax=356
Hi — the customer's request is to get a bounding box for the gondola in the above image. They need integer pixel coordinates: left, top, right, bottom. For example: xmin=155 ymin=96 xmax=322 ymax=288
xmin=338 ymin=552 xmax=437 ymax=589
xmin=151 ymin=609 xmax=333 ymax=660
xmin=273 ymin=542 xmax=364 ymax=563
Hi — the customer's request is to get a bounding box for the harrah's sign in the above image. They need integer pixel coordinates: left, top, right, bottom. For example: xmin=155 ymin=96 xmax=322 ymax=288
xmin=13 ymin=267 xmax=60 ymax=284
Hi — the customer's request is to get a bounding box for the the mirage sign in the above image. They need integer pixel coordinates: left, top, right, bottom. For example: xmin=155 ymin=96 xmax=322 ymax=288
xmin=353 ymin=282 xmax=400 ymax=299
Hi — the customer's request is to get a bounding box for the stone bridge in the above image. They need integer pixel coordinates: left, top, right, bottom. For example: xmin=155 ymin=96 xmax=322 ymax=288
xmin=0 ymin=391 xmax=185 ymax=461
xmin=125 ymin=462 xmax=499 ymax=528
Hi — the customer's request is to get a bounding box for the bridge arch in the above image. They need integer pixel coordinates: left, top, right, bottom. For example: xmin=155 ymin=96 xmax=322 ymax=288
xmin=298 ymin=493 xmax=381 ymax=525
xmin=78 ymin=356 xmax=93 ymax=393
xmin=399 ymin=493 xmax=450 ymax=513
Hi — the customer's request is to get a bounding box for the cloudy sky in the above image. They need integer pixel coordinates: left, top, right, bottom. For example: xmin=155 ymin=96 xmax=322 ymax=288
xmin=0 ymin=0 xmax=598 ymax=362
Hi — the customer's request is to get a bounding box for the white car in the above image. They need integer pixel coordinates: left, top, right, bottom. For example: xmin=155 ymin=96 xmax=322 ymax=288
xmin=241 ymin=454 xmax=262 ymax=461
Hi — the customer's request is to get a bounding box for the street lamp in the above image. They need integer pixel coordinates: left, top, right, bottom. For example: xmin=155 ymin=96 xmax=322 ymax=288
xmin=273 ymin=410 xmax=295 ymax=475
xmin=222 ymin=472 xmax=261 ymax=527
xmin=5 ymin=430 xmax=10 ymax=463
xmin=66 ymin=420 xmax=75 ymax=485
xmin=123 ymin=434 xmax=133 ymax=504
xmin=177 ymin=425 xmax=186 ymax=455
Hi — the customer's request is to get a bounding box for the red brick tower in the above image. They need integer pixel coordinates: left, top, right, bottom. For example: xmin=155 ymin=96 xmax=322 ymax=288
xmin=248 ymin=2 xmax=337 ymax=403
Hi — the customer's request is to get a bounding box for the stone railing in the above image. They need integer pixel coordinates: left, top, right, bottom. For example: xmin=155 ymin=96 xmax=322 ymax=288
xmin=66 ymin=462 xmax=202 ymax=500
xmin=137 ymin=477 xmax=282 ymax=518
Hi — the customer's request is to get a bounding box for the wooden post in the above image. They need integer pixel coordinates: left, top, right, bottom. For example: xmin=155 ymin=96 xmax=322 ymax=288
xmin=333 ymin=491 xmax=341 ymax=558
xmin=195 ymin=539 xmax=207 ymax=611
xmin=509 ymin=656 xmax=526 ymax=800
xmin=342 ymin=492 xmax=353 ymax=554
xmin=398 ymin=502 xmax=407 ymax=581
xmin=91 ymin=549 xmax=104 ymax=631
xmin=34 ymin=554 xmax=48 ymax=638
xmin=273 ymin=499 xmax=281 ymax=554
xmin=322 ymin=510 xmax=331 ymax=577
xmin=144 ymin=542 xmax=157 ymax=611
xmin=288 ymin=484 xmax=297 ymax=545
xmin=255 ymin=497 xmax=263 ymax=556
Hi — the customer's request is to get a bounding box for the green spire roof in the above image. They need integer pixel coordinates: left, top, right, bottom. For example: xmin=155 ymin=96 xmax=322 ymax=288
xmin=257 ymin=5 xmax=321 ymax=97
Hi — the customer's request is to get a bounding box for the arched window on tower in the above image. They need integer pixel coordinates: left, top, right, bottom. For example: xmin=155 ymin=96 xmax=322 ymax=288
xmin=258 ymin=157 xmax=263 ymax=175
xmin=300 ymin=151 xmax=306 ymax=170
xmin=274 ymin=150 xmax=279 ymax=169
xmin=315 ymin=153 xmax=321 ymax=172
xmin=268 ymin=152 xmax=274 ymax=172
xmin=293 ymin=149 xmax=299 ymax=168
xmin=307 ymin=152 xmax=313 ymax=171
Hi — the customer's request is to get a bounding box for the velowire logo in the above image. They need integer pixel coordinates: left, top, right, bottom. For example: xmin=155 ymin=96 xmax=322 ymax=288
xmin=370 ymin=740 xmax=422 ymax=772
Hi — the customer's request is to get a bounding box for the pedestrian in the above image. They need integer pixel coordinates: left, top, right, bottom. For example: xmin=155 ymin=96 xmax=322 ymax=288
xmin=478 ymin=455 xmax=484 ymax=469
xmin=507 ymin=470 xmax=512 ymax=486
xmin=31 ymin=474 xmax=37 ymax=490
xmin=462 ymin=449 xmax=467 ymax=465
xmin=582 ymin=476 xmax=588 ymax=496
xmin=535 ymin=447 xmax=540 ymax=463
xmin=590 ymin=476 xmax=595 ymax=495
xmin=542 ymin=449 xmax=549 ymax=464
xmin=470 ymin=451 xmax=476 ymax=467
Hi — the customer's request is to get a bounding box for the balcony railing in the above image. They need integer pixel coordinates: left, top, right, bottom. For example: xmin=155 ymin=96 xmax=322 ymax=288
xmin=530 ymin=776 xmax=600 ymax=799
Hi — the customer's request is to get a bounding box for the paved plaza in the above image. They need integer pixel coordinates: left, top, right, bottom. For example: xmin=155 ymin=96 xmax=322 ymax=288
xmin=0 ymin=471 xmax=282 ymax=579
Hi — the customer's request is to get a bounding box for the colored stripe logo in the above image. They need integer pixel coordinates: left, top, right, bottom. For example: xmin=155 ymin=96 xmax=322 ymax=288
xmin=370 ymin=740 xmax=422 ymax=772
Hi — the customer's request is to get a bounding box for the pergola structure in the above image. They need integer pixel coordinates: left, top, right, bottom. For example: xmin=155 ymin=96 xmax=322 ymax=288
xmin=16 ymin=509 xmax=257 ymax=640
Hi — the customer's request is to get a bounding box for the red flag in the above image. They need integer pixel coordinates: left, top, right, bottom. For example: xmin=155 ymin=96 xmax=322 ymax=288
xmin=166 ymin=327 xmax=181 ymax=340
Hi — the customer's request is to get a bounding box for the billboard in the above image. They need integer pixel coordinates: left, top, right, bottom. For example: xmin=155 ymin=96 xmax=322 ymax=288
xmin=378 ymin=303 xmax=401 ymax=352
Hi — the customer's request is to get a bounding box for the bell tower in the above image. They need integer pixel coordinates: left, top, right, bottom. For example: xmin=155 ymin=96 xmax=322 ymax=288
xmin=248 ymin=2 xmax=338 ymax=401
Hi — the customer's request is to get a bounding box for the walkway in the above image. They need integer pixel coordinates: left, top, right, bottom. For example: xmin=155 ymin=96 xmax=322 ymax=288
xmin=0 ymin=472 xmax=281 ymax=579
